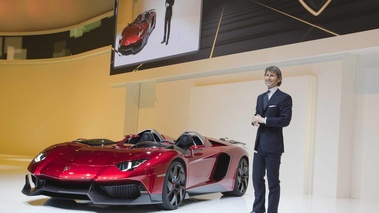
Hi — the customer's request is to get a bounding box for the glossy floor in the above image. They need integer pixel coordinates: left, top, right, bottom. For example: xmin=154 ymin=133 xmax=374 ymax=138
xmin=1 ymin=155 xmax=378 ymax=213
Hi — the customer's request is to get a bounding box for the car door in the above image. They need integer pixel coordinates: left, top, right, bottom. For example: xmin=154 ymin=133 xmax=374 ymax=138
xmin=185 ymin=138 xmax=218 ymax=188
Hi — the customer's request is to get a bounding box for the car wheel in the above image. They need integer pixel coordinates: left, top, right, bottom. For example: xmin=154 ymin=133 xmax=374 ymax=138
xmin=159 ymin=160 xmax=186 ymax=210
xmin=223 ymin=157 xmax=249 ymax=196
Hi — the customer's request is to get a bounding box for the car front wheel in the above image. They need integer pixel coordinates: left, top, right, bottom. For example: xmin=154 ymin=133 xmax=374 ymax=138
xmin=159 ymin=160 xmax=186 ymax=210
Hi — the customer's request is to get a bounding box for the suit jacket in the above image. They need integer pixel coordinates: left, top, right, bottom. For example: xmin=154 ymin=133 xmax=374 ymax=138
xmin=254 ymin=89 xmax=292 ymax=153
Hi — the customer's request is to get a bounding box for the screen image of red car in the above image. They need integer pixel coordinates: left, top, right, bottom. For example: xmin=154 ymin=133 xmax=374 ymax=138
xmin=22 ymin=129 xmax=249 ymax=210
xmin=117 ymin=9 xmax=156 ymax=55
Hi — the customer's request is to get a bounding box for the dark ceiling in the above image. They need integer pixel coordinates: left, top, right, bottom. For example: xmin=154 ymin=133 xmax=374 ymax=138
xmin=0 ymin=0 xmax=114 ymax=34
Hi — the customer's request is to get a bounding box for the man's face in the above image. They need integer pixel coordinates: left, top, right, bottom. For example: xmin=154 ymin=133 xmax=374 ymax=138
xmin=264 ymin=70 xmax=281 ymax=89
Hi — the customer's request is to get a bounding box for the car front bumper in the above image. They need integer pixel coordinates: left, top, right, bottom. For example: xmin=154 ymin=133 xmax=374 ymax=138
xmin=22 ymin=173 xmax=163 ymax=205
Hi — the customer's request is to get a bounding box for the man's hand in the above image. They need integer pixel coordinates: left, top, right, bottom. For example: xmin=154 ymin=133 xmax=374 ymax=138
xmin=252 ymin=114 xmax=265 ymax=126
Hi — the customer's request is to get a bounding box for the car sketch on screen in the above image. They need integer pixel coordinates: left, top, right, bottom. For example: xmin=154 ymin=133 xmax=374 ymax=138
xmin=117 ymin=9 xmax=156 ymax=55
xmin=112 ymin=0 xmax=202 ymax=71
xmin=22 ymin=129 xmax=249 ymax=210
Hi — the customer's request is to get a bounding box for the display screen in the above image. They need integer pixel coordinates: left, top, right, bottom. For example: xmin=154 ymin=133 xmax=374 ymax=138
xmin=111 ymin=0 xmax=202 ymax=72
xmin=111 ymin=0 xmax=379 ymax=75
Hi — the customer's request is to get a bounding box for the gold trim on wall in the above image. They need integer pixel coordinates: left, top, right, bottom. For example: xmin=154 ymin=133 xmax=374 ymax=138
xmin=299 ymin=0 xmax=332 ymax=16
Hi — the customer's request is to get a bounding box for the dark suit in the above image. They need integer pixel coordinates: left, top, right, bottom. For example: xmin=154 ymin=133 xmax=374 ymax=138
xmin=252 ymin=89 xmax=292 ymax=213
xmin=162 ymin=0 xmax=175 ymax=44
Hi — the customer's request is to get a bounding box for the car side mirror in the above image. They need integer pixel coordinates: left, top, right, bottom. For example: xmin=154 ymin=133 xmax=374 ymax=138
xmin=117 ymin=134 xmax=140 ymax=146
xmin=189 ymin=145 xmax=205 ymax=156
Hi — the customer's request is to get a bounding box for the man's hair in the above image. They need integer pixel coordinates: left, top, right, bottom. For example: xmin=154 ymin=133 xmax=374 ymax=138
xmin=265 ymin=66 xmax=282 ymax=86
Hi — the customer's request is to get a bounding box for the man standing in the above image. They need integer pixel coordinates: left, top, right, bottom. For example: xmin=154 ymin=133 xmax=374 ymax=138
xmin=161 ymin=0 xmax=175 ymax=45
xmin=251 ymin=66 xmax=292 ymax=213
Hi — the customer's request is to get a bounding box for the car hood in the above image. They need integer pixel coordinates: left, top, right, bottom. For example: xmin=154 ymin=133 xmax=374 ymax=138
xmin=33 ymin=142 xmax=174 ymax=180
xmin=122 ymin=24 xmax=146 ymax=37
xmin=50 ymin=144 xmax=148 ymax=164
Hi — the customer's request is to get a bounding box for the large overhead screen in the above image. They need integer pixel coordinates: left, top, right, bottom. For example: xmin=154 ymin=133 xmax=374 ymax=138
xmin=111 ymin=0 xmax=202 ymax=73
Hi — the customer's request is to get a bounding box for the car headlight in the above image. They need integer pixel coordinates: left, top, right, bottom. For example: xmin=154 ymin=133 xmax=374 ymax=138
xmin=33 ymin=152 xmax=46 ymax=163
xmin=117 ymin=159 xmax=148 ymax=172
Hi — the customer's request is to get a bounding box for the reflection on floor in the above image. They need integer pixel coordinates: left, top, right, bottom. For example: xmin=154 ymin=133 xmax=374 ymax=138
xmin=1 ymin=155 xmax=378 ymax=213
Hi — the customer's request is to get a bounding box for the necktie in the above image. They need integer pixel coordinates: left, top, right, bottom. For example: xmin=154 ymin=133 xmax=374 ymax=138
xmin=263 ymin=90 xmax=269 ymax=109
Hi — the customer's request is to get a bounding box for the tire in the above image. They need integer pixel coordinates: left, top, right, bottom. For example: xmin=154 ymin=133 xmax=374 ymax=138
xmin=223 ymin=157 xmax=249 ymax=196
xmin=159 ymin=161 xmax=186 ymax=210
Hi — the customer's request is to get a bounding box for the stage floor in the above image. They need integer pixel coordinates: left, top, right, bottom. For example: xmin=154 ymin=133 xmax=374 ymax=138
xmin=1 ymin=155 xmax=378 ymax=213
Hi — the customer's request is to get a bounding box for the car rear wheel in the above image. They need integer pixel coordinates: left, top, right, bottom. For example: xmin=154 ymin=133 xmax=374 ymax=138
xmin=159 ymin=160 xmax=186 ymax=210
xmin=223 ymin=157 xmax=249 ymax=196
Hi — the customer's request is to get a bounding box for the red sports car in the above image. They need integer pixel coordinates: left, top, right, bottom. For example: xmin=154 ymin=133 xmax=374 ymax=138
xmin=22 ymin=129 xmax=249 ymax=210
xmin=117 ymin=9 xmax=156 ymax=55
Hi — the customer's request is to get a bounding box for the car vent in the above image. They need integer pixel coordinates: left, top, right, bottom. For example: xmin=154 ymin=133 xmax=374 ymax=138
xmin=101 ymin=184 xmax=141 ymax=198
